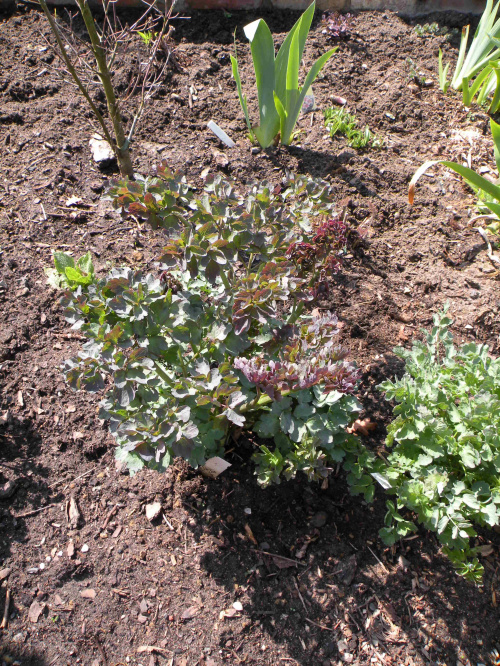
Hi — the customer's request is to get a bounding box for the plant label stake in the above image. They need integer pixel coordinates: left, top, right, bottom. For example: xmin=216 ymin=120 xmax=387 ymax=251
xmin=207 ymin=121 xmax=235 ymax=148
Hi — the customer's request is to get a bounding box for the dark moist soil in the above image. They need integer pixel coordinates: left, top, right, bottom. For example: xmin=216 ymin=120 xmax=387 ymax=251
xmin=0 ymin=4 xmax=499 ymax=666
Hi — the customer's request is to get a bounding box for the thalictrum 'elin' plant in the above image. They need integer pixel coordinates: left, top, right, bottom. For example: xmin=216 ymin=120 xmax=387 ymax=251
xmin=378 ymin=307 xmax=500 ymax=583
xmin=51 ymin=167 xmax=376 ymax=492
xmin=231 ymin=2 xmax=337 ymax=148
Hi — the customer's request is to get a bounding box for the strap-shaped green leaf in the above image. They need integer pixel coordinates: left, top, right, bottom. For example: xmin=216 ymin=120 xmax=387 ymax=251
xmin=281 ymin=47 xmax=337 ymax=145
xmin=244 ymin=18 xmax=280 ymax=148
xmin=286 ymin=19 xmax=301 ymax=103
xmin=488 ymin=67 xmax=500 ymax=110
xmin=231 ymin=52 xmax=253 ymax=138
xmin=275 ymin=1 xmax=315 ymax=105
xmin=490 ymin=117 xmax=500 ymax=172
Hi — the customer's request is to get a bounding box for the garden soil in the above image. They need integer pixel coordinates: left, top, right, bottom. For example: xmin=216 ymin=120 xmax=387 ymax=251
xmin=0 ymin=4 xmax=500 ymax=666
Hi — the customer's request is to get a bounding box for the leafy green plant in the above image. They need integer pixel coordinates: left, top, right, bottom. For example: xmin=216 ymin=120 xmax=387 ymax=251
xmin=138 ymin=30 xmax=155 ymax=47
xmin=52 ymin=167 xmax=372 ymax=489
xmin=378 ymin=307 xmax=500 ymax=582
xmin=414 ymin=22 xmax=441 ymax=37
xmin=231 ymin=2 xmax=337 ymax=148
xmin=438 ymin=0 xmax=500 ymax=112
xmin=323 ymin=107 xmax=382 ymax=149
xmin=414 ymin=22 xmax=458 ymax=41
xmin=409 ymin=117 xmax=500 ymax=237
xmin=45 ymin=251 xmax=95 ymax=289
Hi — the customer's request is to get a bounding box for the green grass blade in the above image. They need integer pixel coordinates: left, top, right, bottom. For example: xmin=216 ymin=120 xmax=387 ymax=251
xmin=274 ymin=91 xmax=287 ymax=140
xmin=286 ymin=22 xmax=301 ymax=106
xmin=231 ymin=52 xmax=253 ymax=137
xmin=462 ymin=75 xmax=472 ymax=105
xmin=467 ymin=63 xmax=493 ymax=101
xmin=438 ymin=49 xmax=451 ymax=92
xmin=482 ymin=200 xmax=500 ymax=216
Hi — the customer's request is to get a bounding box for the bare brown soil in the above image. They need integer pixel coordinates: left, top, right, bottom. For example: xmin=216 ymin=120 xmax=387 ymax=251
xmin=0 ymin=4 xmax=499 ymax=666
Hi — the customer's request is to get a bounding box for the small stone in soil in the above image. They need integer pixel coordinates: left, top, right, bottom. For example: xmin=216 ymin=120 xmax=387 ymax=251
xmin=311 ymin=511 xmax=328 ymax=528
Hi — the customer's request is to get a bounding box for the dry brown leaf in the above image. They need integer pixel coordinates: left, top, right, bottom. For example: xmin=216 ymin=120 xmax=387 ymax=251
xmin=80 ymin=589 xmax=96 ymax=600
xmin=137 ymin=646 xmax=171 ymax=656
xmin=477 ymin=544 xmax=494 ymax=557
xmin=181 ymin=606 xmax=199 ymax=620
xmin=398 ymin=325 xmax=408 ymax=342
xmin=66 ymin=496 xmax=81 ymax=529
xmin=408 ymin=183 xmax=415 ymax=205
xmin=67 ymin=540 xmax=75 ymax=558
xmin=145 ymin=502 xmax=162 ymax=522
xmin=347 ymin=418 xmax=377 ymax=437
xmin=28 ymin=600 xmax=44 ymax=623
xmin=244 ymin=523 xmax=258 ymax=546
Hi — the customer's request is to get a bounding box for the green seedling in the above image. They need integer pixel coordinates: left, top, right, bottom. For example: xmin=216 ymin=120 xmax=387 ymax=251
xmin=138 ymin=30 xmax=155 ymax=47
xmin=323 ymin=107 xmax=382 ymax=149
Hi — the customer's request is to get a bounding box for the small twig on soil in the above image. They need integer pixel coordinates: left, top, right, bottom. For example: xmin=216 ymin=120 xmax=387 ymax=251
xmin=94 ymin=632 xmax=108 ymax=666
xmin=347 ymin=611 xmax=361 ymax=631
xmin=477 ymin=227 xmax=500 ymax=269
xmin=162 ymin=514 xmax=174 ymax=530
xmin=293 ymin=577 xmax=308 ymax=614
xmin=403 ymin=592 xmax=413 ymax=626
xmin=253 ymin=550 xmax=307 ymax=567
xmin=182 ymin=500 xmax=200 ymax=514
xmin=0 ymin=589 xmax=11 ymax=629
xmin=305 ymin=617 xmax=339 ymax=633
xmin=230 ymin=649 xmax=242 ymax=663
xmin=14 ymin=502 xmax=60 ymax=519
xmin=49 ymin=467 xmax=93 ymax=491
xmin=52 ymin=332 xmax=85 ymax=340
xmin=101 ymin=504 xmax=118 ymax=532
xmin=367 ymin=545 xmax=389 ymax=574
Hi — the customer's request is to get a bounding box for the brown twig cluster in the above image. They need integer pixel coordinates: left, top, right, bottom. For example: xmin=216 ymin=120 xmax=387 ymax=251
xmin=38 ymin=0 xmax=185 ymax=177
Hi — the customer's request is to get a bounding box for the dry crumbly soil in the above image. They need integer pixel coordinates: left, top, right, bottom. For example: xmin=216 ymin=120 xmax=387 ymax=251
xmin=0 ymin=4 xmax=500 ymax=666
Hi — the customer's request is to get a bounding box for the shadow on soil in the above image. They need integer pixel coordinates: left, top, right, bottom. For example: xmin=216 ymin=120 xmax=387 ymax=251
xmin=0 ymin=643 xmax=50 ymax=666
xmin=0 ymin=414 xmax=63 ymax=562
xmin=189 ymin=461 xmax=500 ymax=666
xmin=172 ymin=362 xmax=500 ymax=665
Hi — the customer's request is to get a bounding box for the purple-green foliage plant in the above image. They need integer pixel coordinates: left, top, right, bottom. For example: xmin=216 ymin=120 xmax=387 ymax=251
xmin=321 ymin=12 xmax=354 ymax=40
xmin=54 ymin=166 xmax=377 ymax=490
